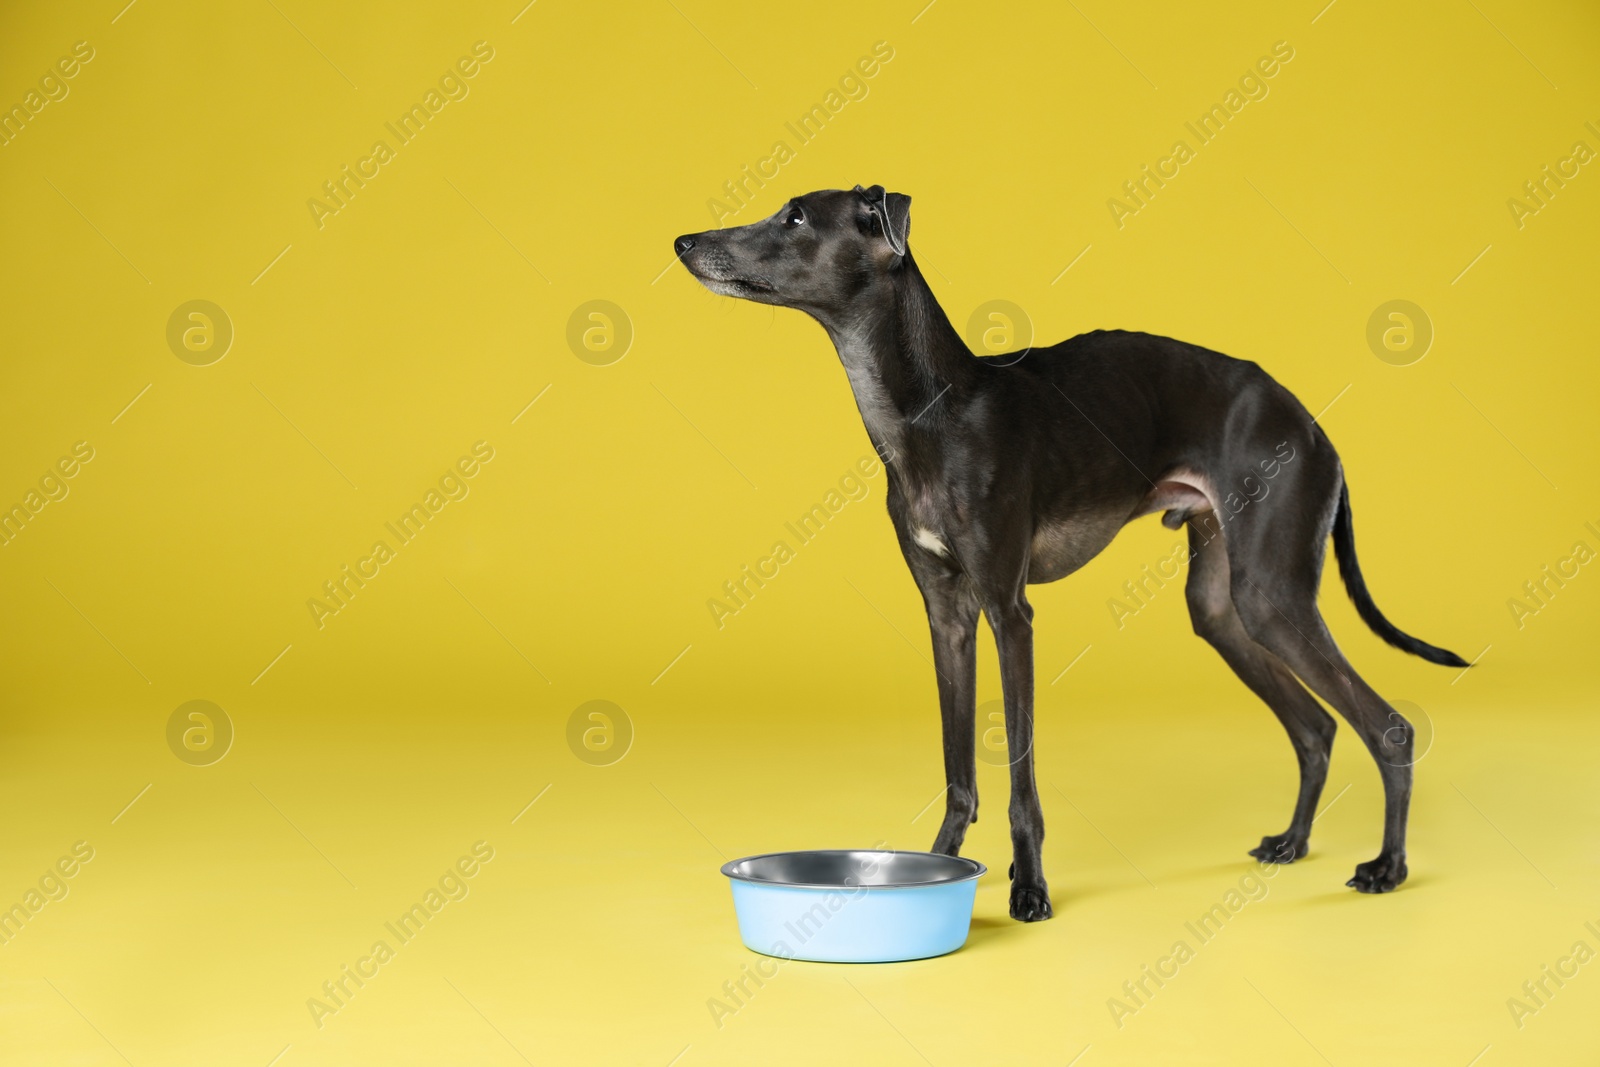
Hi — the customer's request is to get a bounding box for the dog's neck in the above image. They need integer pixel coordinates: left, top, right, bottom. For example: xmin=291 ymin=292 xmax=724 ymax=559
xmin=820 ymin=252 xmax=974 ymax=464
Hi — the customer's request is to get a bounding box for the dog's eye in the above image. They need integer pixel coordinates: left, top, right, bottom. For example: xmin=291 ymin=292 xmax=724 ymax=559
xmin=782 ymin=206 xmax=805 ymax=228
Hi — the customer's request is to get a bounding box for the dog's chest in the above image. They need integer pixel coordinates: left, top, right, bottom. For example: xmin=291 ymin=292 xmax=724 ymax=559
xmin=901 ymin=484 xmax=963 ymax=559
xmin=895 ymin=473 xmax=1124 ymax=582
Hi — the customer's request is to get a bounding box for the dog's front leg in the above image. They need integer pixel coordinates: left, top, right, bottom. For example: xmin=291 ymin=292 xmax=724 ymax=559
xmin=988 ymin=594 xmax=1053 ymax=921
xmin=920 ymin=575 xmax=981 ymax=857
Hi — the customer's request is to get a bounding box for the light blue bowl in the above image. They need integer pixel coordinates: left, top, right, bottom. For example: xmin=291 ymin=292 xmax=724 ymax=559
xmin=721 ymin=849 xmax=985 ymax=963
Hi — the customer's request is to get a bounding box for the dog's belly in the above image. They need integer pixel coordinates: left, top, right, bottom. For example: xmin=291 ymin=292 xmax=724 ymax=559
xmin=1027 ymin=512 xmax=1127 ymax=583
xmin=1027 ymin=475 xmax=1214 ymax=583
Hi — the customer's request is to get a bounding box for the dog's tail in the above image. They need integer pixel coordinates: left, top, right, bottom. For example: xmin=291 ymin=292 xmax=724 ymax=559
xmin=1331 ymin=480 xmax=1468 ymax=667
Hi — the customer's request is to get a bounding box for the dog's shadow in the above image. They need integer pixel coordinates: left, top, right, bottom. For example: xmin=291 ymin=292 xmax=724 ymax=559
xmin=1162 ymin=859 xmax=1269 ymax=884
xmin=1286 ymin=871 xmax=1437 ymax=907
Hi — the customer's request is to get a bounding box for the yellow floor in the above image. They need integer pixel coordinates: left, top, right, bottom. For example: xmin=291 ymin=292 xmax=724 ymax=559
xmin=5 ymin=674 xmax=1597 ymax=1065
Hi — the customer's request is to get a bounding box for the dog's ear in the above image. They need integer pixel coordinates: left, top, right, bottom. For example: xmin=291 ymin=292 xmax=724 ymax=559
xmin=854 ymin=184 xmax=911 ymax=257
xmin=881 ymin=191 xmax=911 ymax=257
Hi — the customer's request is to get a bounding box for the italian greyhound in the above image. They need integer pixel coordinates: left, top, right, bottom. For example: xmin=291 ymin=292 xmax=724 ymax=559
xmin=674 ymin=185 xmax=1467 ymax=921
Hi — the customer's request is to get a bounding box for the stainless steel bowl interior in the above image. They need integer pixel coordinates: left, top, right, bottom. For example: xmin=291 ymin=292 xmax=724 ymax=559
xmin=721 ymin=850 xmax=985 ymax=889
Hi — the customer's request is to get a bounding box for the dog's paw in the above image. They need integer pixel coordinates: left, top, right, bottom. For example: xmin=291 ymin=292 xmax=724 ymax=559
xmin=1009 ymin=881 xmax=1053 ymax=922
xmin=1346 ymin=853 xmax=1407 ymax=893
xmin=1249 ymin=833 xmax=1307 ymax=865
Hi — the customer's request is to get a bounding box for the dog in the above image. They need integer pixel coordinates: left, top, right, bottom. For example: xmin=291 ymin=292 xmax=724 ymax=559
xmin=674 ymin=185 xmax=1467 ymax=921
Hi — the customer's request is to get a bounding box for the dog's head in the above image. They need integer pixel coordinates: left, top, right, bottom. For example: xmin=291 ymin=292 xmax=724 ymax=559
xmin=674 ymin=185 xmax=911 ymax=317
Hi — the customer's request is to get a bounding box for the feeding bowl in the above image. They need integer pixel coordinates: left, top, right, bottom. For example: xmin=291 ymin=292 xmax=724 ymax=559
xmin=720 ymin=849 xmax=985 ymax=963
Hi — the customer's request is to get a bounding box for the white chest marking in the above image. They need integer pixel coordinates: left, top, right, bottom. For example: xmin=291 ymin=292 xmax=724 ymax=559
xmin=913 ymin=527 xmax=950 ymax=557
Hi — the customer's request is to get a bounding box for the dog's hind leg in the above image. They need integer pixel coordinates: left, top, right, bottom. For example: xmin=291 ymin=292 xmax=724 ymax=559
xmin=1223 ymin=464 xmax=1416 ymax=892
xmin=1184 ymin=515 xmax=1335 ymax=863
xmin=914 ymin=567 xmax=982 ymax=857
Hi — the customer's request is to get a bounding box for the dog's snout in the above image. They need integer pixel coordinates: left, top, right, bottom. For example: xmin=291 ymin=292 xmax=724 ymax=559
xmin=674 ymin=235 xmax=696 ymax=257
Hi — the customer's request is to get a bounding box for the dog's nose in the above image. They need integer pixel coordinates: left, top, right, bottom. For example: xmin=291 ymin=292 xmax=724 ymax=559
xmin=674 ymin=235 xmax=696 ymax=257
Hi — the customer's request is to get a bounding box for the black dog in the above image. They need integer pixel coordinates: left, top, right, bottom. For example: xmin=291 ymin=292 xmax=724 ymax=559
xmin=675 ymin=185 xmax=1466 ymax=921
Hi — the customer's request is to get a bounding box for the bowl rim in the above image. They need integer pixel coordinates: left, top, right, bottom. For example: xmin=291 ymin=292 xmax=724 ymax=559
xmin=720 ymin=848 xmax=987 ymax=889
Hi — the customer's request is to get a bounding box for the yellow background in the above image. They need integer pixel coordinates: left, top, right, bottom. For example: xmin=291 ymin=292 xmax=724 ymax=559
xmin=2 ymin=0 xmax=1598 ymax=1063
